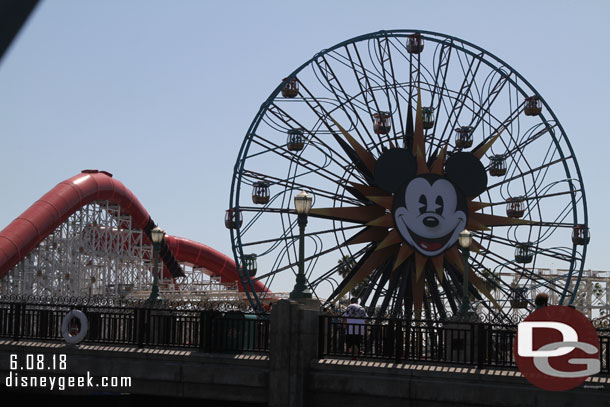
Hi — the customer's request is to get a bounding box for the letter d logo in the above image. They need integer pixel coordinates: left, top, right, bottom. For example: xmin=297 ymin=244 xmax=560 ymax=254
xmin=517 ymin=321 xmax=577 ymax=357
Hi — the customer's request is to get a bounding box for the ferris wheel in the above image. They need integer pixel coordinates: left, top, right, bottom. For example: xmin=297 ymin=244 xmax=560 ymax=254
xmin=226 ymin=30 xmax=589 ymax=322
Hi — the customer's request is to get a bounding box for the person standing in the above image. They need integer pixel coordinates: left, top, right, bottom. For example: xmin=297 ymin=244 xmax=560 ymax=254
xmin=535 ymin=293 xmax=549 ymax=310
xmin=342 ymin=298 xmax=368 ymax=359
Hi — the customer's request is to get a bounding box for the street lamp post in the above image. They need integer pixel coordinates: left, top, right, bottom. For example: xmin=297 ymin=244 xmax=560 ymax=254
xmin=457 ymin=229 xmax=473 ymax=315
xmin=148 ymin=226 xmax=164 ymax=302
xmin=290 ymin=191 xmax=313 ymax=300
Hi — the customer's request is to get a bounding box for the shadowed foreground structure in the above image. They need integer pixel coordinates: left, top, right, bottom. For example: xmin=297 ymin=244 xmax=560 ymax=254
xmin=0 ymin=300 xmax=607 ymax=406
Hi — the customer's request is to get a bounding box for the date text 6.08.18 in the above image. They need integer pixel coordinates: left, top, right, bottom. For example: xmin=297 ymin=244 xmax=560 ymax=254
xmin=10 ymin=354 xmax=67 ymax=371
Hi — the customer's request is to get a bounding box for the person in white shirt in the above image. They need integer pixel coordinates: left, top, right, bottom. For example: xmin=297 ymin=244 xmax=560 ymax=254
xmin=342 ymin=297 xmax=368 ymax=358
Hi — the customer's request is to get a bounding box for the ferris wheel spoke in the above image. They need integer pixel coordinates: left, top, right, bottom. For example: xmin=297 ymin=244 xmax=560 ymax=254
xmin=482 ymin=232 xmax=577 ymax=267
xmin=312 ymin=55 xmax=377 ymax=143
xmin=444 ymin=260 xmax=490 ymax=306
xmin=467 ymin=72 xmax=511 ymax=133
xmin=429 ymin=88 xmax=497 ymax=158
xmin=484 ymin=124 xmax=551 ymax=170
xmin=297 ymin=79 xmax=382 ymax=158
xmin=362 ymin=267 xmax=392 ymax=315
xmin=468 ymin=255 xmax=526 ymax=303
xmin=265 ymin=103 xmax=355 ymax=168
xmin=374 ymin=36 xmax=403 ymax=142
xmin=309 ymin=245 xmax=372 ymax=290
xmin=241 ymin=169 xmax=361 ymax=206
xmin=476 ymin=249 xmax=567 ymax=298
xmin=437 ymin=52 xmax=483 ymax=147
xmin=360 ymin=259 xmax=393 ymax=307
xmin=530 ymin=150 xmax=571 ymax=211
xmin=539 ymin=195 xmax=583 ymax=242
xmin=317 ymin=52 xmax=374 ymax=111
xmin=254 ymin=239 xmax=352 ymax=282
xmin=330 ymin=134 xmax=376 ymax=184
xmin=327 ymin=244 xmax=394 ymax=303
xmin=533 ymin=246 xmax=580 ymax=263
xmin=241 ymin=225 xmax=363 ymax=248
xmin=376 ymin=267 xmax=403 ymax=317
xmin=428 ymin=41 xmax=452 ymax=140
xmin=499 ymin=128 xmax=541 ymax=183
xmin=249 ymin=135 xmax=355 ymax=187
xmin=478 ymin=188 xmax=580 ymax=211
xmin=469 ymin=83 xmax=521 ymax=143
xmin=425 ymin=268 xmax=448 ymax=320
xmin=339 ymin=42 xmax=389 ymax=96
xmin=349 ymin=44 xmax=387 ymax=132
xmin=236 ymin=206 xmax=294 ymax=214
xmin=379 ymin=35 xmax=406 ymax=138
xmin=434 ymin=84 xmax=521 ymax=154
xmin=342 ymin=44 xmax=380 ymax=121
xmin=500 ymin=123 xmax=556 ymax=161
xmin=486 ymin=156 xmax=570 ymax=191
xmin=438 ymin=271 xmax=458 ymax=314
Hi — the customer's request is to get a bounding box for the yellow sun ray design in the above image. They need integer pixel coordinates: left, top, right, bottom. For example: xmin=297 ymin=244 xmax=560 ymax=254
xmin=336 ymin=245 xmax=399 ymax=299
xmin=376 ymin=229 xmax=402 ymax=250
xmin=346 ymin=227 xmax=390 ymax=246
xmin=431 ymin=255 xmax=444 ymax=282
xmin=429 ymin=146 xmax=447 ymax=175
xmin=366 ymin=195 xmax=394 ymax=210
xmin=393 ymin=244 xmax=415 ymax=271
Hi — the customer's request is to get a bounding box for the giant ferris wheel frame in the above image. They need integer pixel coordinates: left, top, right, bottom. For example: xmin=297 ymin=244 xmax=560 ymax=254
xmin=228 ymin=29 xmax=588 ymax=321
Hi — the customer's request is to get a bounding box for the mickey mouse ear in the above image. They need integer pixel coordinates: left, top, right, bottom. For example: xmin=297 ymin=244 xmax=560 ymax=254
xmin=374 ymin=148 xmax=417 ymax=193
xmin=444 ymin=152 xmax=488 ymax=197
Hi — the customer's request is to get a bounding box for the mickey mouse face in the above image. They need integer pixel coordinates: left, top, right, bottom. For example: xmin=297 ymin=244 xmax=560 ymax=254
xmin=394 ymin=174 xmax=466 ymax=256
xmin=374 ymin=148 xmax=487 ymax=257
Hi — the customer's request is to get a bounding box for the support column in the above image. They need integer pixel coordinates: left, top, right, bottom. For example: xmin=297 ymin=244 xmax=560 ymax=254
xmin=269 ymin=299 xmax=320 ymax=407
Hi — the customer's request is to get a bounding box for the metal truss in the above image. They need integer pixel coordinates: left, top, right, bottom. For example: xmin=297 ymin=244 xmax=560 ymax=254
xmin=0 ymin=201 xmax=241 ymax=301
xmin=471 ymin=268 xmax=610 ymax=322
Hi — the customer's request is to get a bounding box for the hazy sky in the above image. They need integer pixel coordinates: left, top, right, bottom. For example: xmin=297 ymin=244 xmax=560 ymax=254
xmin=1 ymin=0 xmax=609 ymax=291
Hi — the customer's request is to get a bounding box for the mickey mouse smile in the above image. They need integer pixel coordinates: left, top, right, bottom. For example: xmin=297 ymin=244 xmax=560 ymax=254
xmin=397 ymin=213 xmax=463 ymax=253
xmin=400 ymin=216 xmax=457 ymax=252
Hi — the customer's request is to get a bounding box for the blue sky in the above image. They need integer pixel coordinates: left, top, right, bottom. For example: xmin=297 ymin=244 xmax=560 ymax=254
xmin=1 ymin=0 xmax=609 ymax=290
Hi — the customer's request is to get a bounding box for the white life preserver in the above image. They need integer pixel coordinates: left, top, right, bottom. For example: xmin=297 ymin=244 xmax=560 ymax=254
xmin=61 ymin=309 xmax=89 ymax=344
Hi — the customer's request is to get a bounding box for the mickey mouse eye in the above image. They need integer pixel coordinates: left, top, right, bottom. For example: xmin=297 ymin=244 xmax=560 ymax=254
xmin=434 ymin=195 xmax=445 ymax=215
xmin=435 ymin=196 xmax=444 ymax=215
xmin=418 ymin=195 xmax=427 ymax=215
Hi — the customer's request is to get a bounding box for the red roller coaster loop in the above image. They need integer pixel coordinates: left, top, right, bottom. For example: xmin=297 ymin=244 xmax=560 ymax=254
xmin=0 ymin=170 xmax=268 ymax=293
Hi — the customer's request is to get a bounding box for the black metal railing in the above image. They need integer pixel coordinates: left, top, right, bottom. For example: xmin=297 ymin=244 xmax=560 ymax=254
xmin=319 ymin=315 xmax=610 ymax=373
xmin=600 ymin=333 xmax=610 ymax=374
xmin=0 ymin=300 xmax=270 ymax=354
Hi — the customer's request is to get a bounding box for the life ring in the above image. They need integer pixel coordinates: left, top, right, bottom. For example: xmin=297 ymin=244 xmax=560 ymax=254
xmin=61 ymin=310 xmax=88 ymax=344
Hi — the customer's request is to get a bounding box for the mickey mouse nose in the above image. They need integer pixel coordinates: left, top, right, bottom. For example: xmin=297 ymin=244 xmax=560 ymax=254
xmin=423 ymin=216 xmax=439 ymax=227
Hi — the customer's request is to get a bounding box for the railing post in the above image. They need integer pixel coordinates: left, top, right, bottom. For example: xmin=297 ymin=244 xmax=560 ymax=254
xmin=198 ymin=311 xmax=208 ymax=352
xmin=199 ymin=310 xmax=220 ymax=353
xmin=81 ymin=306 xmax=88 ymax=342
xmin=318 ymin=315 xmax=326 ymax=359
xmin=405 ymin=320 xmax=411 ymax=361
xmin=38 ymin=308 xmax=49 ymax=340
xmin=395 ymin=319 xmax=402 ymax=363
xmin=12 ymin=302 xmax=24 ymax=341
xmin=476 ymin=323 xmax=488 ymax=367
xmin=469 ymin=322 xmax=475 ymax=364
xmin=136 ymin=308 xmax=146 ymax=348
xmin=383 ymin=320 xmax=392 ymax=358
